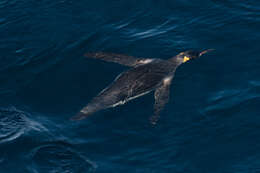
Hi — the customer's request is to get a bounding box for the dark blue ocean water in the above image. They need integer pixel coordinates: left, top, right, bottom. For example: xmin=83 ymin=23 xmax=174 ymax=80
xmin=1 ymin=0 xmax=260 ymax=172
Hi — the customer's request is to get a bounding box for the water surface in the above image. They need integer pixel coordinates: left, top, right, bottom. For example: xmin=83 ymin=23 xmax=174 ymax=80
xmin=0 ymin=0 xmax=260 ymax=172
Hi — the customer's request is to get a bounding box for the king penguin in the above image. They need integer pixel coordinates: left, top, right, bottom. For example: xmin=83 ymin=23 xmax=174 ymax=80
xmin=71 ymin=49 xmax=213 ymax=124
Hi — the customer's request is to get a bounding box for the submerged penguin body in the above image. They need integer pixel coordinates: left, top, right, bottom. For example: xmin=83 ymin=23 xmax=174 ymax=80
xmin=75 ymin=59 xmax=175 ymax=119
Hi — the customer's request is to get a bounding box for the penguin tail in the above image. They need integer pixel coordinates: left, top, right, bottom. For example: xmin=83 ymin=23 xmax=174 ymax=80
xmin=70 ymin=111 xmax=92 ymax=121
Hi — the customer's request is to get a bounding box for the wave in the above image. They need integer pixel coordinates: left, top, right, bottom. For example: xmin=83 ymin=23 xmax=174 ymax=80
xmin=28 ymin=141 xmax=96 ymax=173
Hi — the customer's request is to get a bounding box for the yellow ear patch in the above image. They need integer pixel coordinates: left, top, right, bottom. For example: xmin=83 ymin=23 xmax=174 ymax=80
xmin=183 ymin=56 xmax=190 ymax=63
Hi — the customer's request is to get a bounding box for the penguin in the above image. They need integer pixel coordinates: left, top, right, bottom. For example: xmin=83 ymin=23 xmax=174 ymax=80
xmin=71 ymin=49 xmax=213 ymax=124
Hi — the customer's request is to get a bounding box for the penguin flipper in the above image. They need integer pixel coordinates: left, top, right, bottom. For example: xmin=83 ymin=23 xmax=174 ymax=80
xmin=84 ymin=52 xmax=151 ymax=67
xmin=150 ymin=76 xmax=173 ymax=125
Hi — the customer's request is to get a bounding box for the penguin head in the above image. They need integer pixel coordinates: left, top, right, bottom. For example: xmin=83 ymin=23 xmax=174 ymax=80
xmin=177 ymin=49 xmax=214 ymax=63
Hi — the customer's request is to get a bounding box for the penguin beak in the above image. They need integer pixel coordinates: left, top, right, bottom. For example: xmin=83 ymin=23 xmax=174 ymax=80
xmin=199 ymin=49 xmax=215 ymax=57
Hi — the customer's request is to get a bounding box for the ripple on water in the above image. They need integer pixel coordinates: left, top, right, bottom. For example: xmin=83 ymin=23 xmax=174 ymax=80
xmin=30 ymin=143 xmax=96 ymax=173
xmin=0 ymin=108 xmax=28 ymax=143
xmin=0 ymin=107 xmax=46 ymax=143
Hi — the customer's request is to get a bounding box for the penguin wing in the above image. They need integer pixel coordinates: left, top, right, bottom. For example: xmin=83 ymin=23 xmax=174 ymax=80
xmin=150 ymin=75 xmax=173 ymax=125
xmin=84 ymin=52 xmax=152 ymax=67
